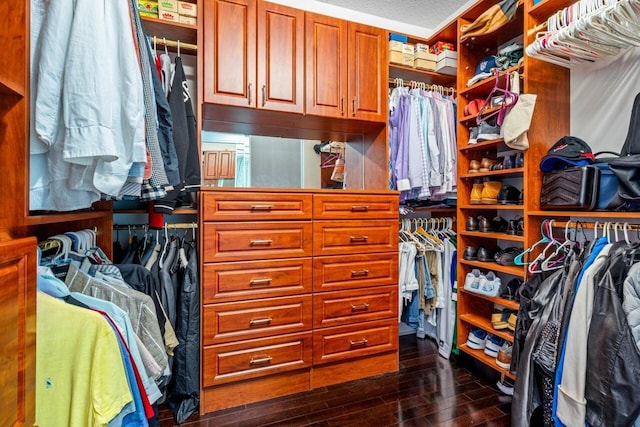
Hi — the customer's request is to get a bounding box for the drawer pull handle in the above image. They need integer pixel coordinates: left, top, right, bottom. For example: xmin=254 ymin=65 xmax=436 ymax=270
xmin=351 ymin=303 xmax=370 ymax=312
xmin=249 ymin=317 xmax=272 ymax=326
xmin=250 ymin=239 xmax=273 ymax=247
xmin=350 ymin=236 xmax=369 ymax=243
xmin=250 ymin=204 xmax=273 ymax=211
xmin=351 ymin=269 xmax=369 ymax=277
xmin=249 ymin=355 xmax=272 ymax=365
xmin=351 ymin=205 xmax=369 ymax=212
xmin=350 ymin=339 xmax=368 ymax=347
xmin=249 ymin=278 xmax=272 ymax=286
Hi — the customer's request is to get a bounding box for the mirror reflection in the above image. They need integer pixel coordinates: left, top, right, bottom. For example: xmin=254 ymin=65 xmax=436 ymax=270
xmin=201 ymin=131 xmax=350 ymax=189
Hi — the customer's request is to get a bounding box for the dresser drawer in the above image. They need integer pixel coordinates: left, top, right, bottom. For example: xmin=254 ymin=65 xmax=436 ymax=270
xmin=313 ymin=253 xmax=398 ymax=292
xmin=312 ymin=319 xmax=398 ymax=365
xmin=313 ymin=286 xmax=398 ymax=328
xmin=313 ymin=220 xmax=398 ymax=256
xmin=202 ymin=192 xmax=312 ymax=221
xmin=202 ymin=332 xmax=312 ymax=386
xmin=313 ymin=194 xmax=398 ymax=220
xmin=203 ymin=258 xmax=312 ymax=303
xmin=203 ymin=222 xmax=312 ymax=262
xmin=203 ymin=295 xmax=312 ymax=345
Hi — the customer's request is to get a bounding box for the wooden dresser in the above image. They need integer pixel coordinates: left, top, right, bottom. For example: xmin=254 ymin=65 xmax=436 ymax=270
xmin=200 ymin=188 xmax=399 ymax=413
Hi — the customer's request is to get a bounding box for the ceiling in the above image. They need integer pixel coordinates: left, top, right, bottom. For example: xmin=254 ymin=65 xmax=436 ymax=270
xmin=315 ymin=0 xmax=471 ymax=33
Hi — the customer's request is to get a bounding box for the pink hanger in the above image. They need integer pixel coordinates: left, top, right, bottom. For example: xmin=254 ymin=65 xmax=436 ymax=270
xmin=476 ymin=70 xmax=519 ymax=126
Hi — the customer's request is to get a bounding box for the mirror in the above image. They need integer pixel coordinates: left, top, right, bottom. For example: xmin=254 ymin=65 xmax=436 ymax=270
xmin=201 ymin=131 xmax=362 ymax=189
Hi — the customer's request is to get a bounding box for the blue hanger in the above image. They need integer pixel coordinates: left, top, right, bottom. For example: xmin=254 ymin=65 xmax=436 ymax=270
xmin=513 ymin=220 xmax=553 ymax=266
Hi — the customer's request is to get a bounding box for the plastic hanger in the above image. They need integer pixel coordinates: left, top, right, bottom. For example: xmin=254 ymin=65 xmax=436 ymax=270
xmin=476 ymin=70 xmax=519 ymax=125
xmin=540 ymin=221 xmax=574 ymax=271
xmin=514 ymin=220 xmax=553 ymax=266
xmin=528 ymin=221 xmax=564 ymax=274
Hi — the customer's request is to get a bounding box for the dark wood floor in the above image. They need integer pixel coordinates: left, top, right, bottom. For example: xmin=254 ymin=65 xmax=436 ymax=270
xmin=158 ymin=335 xmax=512 ymax=426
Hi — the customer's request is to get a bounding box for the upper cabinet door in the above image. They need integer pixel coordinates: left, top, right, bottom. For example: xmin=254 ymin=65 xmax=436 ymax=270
xmin=347 ymin=23 xmax=387 ymax=122
xmin=305 ymin=13 xmax=348 ymax=118
xmin=204 ymin=0 xmax=257 ymax=107
xmin=257 ymin=2 xmax=304 ymax=113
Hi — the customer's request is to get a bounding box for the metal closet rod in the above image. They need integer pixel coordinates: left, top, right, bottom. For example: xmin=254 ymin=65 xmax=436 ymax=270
xmin=152 ymin=36 xmax=197 ymax=51
xmin=113 ymin=223 xmax=198 ymax=230
xmin=388 ymin=78 xmax=455 ymax=94
xmin=549 ymin=220 xmax=640 ymax=231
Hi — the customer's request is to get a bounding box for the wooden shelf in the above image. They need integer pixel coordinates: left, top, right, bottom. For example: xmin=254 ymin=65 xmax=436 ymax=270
xmin=459 ymin=204 xmax=524 ymax=211
xmin=459 ymin=105 xmax=503 ymax=125
xmin=528 ymin=210 xmax=640 ymax=219
xmin=460 ymin=259 xmax=525 ymax=277
xmin=459 ymin=313 xmax=515 ymax=343
xmin=459 ymin=230 xmax=524 ymax=242
xmin=529 ymin=0 xmax=576 ymax=19
xmin=389 ymin=64 xmax=456 ymax=86
xmin=0 ymin=78 xmax=24 ymax=97
xmin=460 ymin=167 xmax=524 ymax=179
xmin=140 ymin=16 xmax=198 ymax=46
xmin=459 ymin=65 xmax=522 ymax=98
xmin=459 ymin=288 xmax=520 ymax=311
xmin=26 ymin=210 xmax=111 ymax=226
xmin=459 ymin=138 xmax=506 ymax=152
xmin=458 ymin=344 xmax=516 ymax=380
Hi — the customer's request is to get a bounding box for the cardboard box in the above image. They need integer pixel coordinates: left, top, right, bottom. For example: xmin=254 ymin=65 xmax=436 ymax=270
xmin=158 ymin=0 xmax=178 ymax=12
xmin=138 ymin=0 xmax=158 ymax=14
xmin=389 ymin=33 xmax=408 ymax=43
xmin=178 ymin=1 xmax=197 ymax=17
xmin=415 ymin=51 xmax=437 ymax=61
xmin=139 ymin=10 xmax=159 ymax=18
xmin=437 ymin=50 xmax=458 ymax=61
xmin=389 ymin=40 xmax=404 ymax=51
xmin=179 ymin=14 xmax=197 ymax=25
xmin=414 ymin=58 xmax=436 ymax=71
xmin=436 ymin=58 xmax=457 ymax=75
xmin=158 ymin=10 xmax=179 ymax=22
xmin=389 ymin=51 xmax=415 ymax=67
xmin=402 ymin=43 xmax=415 ymax=55
xmin=415 ymin=43 xmax=429 ymax=52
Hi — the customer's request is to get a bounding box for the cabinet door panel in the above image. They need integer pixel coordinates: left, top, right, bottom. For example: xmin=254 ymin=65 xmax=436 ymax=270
xmin=204 ymin=0 xmax=256 ymax=106
xmin=348 ymin=22 xmax=387 ymax=122
xmin=305 ymin=13 xmax=347 ymax=118
xmin=257 ymin=2 xmax=304 ymax=113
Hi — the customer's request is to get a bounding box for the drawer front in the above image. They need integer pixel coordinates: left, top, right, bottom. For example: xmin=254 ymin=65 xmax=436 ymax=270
xmin=202 ymin=332 xmax=312 ymax=386
xmin=313 ymin=220 xmax=398 ymax=256
xmin=312 ymin=319 xmax=398 ymax=365
xmin=202 ymin=192 xmax=312 ymax=221
xmin=203 ymin=222 xmax=312 ymax=262
xmin=313 ymin=194 xmax=399 ymax=220
xmin=313 ymin=253 xmax=398 ymax=292
xmin=313 ymin=286 xmax=398 ymax=328
xmin=203 ymin=295 xmax=312 ymax=345
xmin=203 ymin=258 xmax=313 ymax=303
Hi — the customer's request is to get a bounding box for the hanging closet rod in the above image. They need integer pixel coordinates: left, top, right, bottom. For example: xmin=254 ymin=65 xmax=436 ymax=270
xmin=388 ymin=78 xmax=456 ymax=95
xmin=113 ymin=223 xmax=198 ymax=230
xmin=548 ymin=220 xmax=640 ymax=231
xmin=152 ymin=36 xmax=197 ymax=52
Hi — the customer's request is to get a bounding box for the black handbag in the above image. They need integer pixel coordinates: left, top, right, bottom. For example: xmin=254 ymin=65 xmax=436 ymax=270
xmin=540 ymin=165 xmax=600 ymax=210
xmin=609 ymin=92 xmax=640 ymax=200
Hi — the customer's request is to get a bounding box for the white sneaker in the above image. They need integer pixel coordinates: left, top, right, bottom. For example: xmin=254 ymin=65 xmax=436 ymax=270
xmin=478 ymin=271 xmax=502 ymax=297
xmin=464 ymin=269 xmax=482 ymax=291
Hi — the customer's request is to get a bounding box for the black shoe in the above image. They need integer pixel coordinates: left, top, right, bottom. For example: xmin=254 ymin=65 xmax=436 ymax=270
xmin=478 ymin=216 xmax=494 ymax=232
xmin=466 ymin=216 xmax=479 ymax=231
xmin=515 ymin=152 xmax=524 ymax=168
xmin=477 ymin=246 xmax=496 ymax=262
xmin=501 ymin=278 xmax=523 ymax=301
xmin=463 ymin=246 xmax=478 ymax=261
xmin=496 ymin=247 xmax=521 ymax=266
xmin=518 ymin=189 xmax=524 ymax=205
xmin=492 ymin=216 xmax=509 ymax=233
xmin=497 ymin=185 xmax=521 ymax=205
xmin=516 ymin=218 xmax=524 ymax=236
xmin=507 ymin=219 xmax=518 ymax=236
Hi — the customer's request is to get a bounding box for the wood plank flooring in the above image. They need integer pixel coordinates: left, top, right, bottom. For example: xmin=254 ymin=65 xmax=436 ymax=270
xmin=158 ymin=335 xmax=512 ymax=426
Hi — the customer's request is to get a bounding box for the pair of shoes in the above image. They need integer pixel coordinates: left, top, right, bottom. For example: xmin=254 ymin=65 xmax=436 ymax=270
xmin=479 ymin=157 xmax=501 ymax=172
xmin=476 ymin=246 xmax=495 ymax=262
xmin=497 ymin=377 xmax=515 ymax=396
xmin=477 ymin=119 xmax=501 ymax=142
xmin=496 ymin=342 xmax=513 ymax=369
xmin=497 ymin=185 xmax=522 ymax=204
xmin=502 ymin=154 xmax=517 ymax=169
xmin=463 ymin=246 xmax=478 ymax=260
xmin=468 ymin=127 xmax=479 ymax=145
xmin=467 ymin=215 xmax=508 ymax=233
xmin=501 ymin=278 xmax=523 ymax=301
xmin=466 ymin=329 xmax=487 ymax=350
xmin=471 ymin=180 xmax=502 ymax=204
xmin=491 ymin=305 xmax=516 ymax=330
xmin=465 ymin=269 xmax=502 ymax=296
xmin=465 ymin=98 xmax=486 ymax=116
xmin=494 ymin=247 xmax=521 ymax=266
xmin=484 ymin=334 xmax=505 ymax=357
xmin=506 ymin=218 xmax=524 ymax=236
xmin=468 ymin=159 xmax=481 ymax=173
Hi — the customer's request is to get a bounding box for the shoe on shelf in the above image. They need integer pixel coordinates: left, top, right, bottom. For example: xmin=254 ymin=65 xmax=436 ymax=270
xmin=477 ymin=246 xmax=496 ymax=262
xmin=508 ymin=313 xmax=518 ymax=332
xmin=516 ymin=218 xmax=525 ymax=236
xmin=491 ymin=307 xmax=514 ymax=330
xmin=470 ymin=180 xmax=484 ymax=204
xmin=466 ymin=216 xmax=479 ymax=231
xmin=503 ymin=154 xmax=516 ymax=170
xmin=497 ymin=378 xmax=515 ymax=396
xmin=467 ymin=329 xmax=488 ymax=350
xmin=515 ymin=152 xmax=524 ymax=168
xmin=495 ymin=247 xmax=521 ymax=266
xmin=497 ymin=185 xmax=522 ymax=205
xmin=477 ymin=120 xmax=502 ymax=142
xmin=464 ymin=269 xmax=482 ymax=290
xmin=492 ymin=216 xmax=509 ymax=233
xmin=468 ymin=126 xmax=480 ymax=145
xmin=496 ymin=342 xmax=513 ymax=369
xmin=463 ymin=246 xmax=478 ymax=261
xmin=518 ymin=188 xmax=524 ymax=205
xmin=484 ymin=334 xmax=505 ymax=357
xmin=501 ymin=278 xmax=523 ymax=301
xmin=507 ymin=218 xmax=521 ymax=236
xmin=479 ymin=157 xmax=497 ymax=172
xmin=491 ymin=156 xmax=505 ymax=171
xmin=481 ymin=180 xmax=502 ymax=204
xmin=468 ymin=159 xmax=481 ymax=173
xmin=479 ymin=271 xmax=502 ymax=296
xmin=478 ymin=215 xmax=494 ymax=232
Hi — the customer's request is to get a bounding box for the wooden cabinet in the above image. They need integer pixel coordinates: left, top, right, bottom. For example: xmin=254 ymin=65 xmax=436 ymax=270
xmin=204 ymin=150 xmax=236 ymax=182
xmin=200 ymin=189 xmax=398 ymax=414
xmin=204 ymin=0 xmax=304 ymax=112
xmin=305 ymin=14 xmax=387 ymax=121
